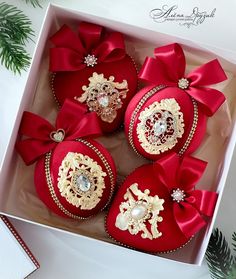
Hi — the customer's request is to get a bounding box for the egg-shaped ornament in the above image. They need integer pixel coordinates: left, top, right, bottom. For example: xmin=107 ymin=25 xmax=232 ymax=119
xmin=125 ymin=43 xmax=227 ymax=160
xmin=16 ymin=100 xmax=116 ymax=219
xmin=50 ymin=22 xmax=138 ymax=133
xmin=106 ymin=153 xmax=218 ymax=253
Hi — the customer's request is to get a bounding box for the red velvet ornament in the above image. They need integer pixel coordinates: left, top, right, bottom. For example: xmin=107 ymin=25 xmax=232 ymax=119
xmin=16 ymin=100 xmax=116 ymax=219
xmin=125 ymin=43 xmax=227 ymax=160
xmin=35 ymin=139 xmax=116 ymax=219
xmin=50 ymin=22 xmax=138 ymax=133
xmin=106 ymin=153 xmax=218 ymax=253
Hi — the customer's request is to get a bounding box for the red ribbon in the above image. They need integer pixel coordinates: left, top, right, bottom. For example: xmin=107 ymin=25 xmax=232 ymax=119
xmin=49 ymin=22 xmax=126 ymax=72
xmin=153 ymin=153 xmax=218 ymax=238
xmin=139 ymin=43 xmax=227 ymax=116
xmin=16 ymin=100 xmax=102 ymax=165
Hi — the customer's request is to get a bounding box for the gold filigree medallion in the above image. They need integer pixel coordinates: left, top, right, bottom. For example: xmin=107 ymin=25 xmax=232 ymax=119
xmin=75 ymin=72 xmax=129 ymax=123
xmin=136 ymin=98 xmax=184 ymax=154
xmin=115 ymin=183 xmax=164 ymax=240
xmin=57 ymin=152 xmax=107 ymax=210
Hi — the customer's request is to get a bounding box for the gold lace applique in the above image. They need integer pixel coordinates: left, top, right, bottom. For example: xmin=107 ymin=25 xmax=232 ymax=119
xmin=57 ymin=152 xmax=107 ymax=210
xmin=136 ymin=98 xmax=184 ymax=154
xmin=75 ymin=72 xmax=129 ymax=123
xmin=115 ymin=183 xmax=164 ymax=240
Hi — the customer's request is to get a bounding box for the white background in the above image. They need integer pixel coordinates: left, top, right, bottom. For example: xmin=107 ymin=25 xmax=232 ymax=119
xmin=1 ymin=1 xmax=236 ymax=278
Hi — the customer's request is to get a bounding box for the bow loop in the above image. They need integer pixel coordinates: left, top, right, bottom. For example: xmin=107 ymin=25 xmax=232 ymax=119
xmin=93 ymin=32 xmax=126 ymax=63
xmin=50 ymin=22 xmax=126 ymax=72
xmin=50 ymin=24 xmax=85 ymax=52
xmin=16 ymin=99 xmax=102 ymax=165
xmin=187 ymin=59 xmax=227 ymax=86
xmin=138 ymin=43 xmax=227 ymax=116
xmin=18 ymin=111 xmax=55 ymax=140
xmin=154 ymin=43 xmax=186 ymax=81
xmin=78 ymin=22 xmax=103 ymax=51
xmin=191 ymin=189 xmax=218 ymax=217
xmin=153 ymin=153 xmax=217 ymax=237
xmin=177 ymin=156 xmax=207 ymax=192
xmin=153 ymin=153 xmax=179 ymax=191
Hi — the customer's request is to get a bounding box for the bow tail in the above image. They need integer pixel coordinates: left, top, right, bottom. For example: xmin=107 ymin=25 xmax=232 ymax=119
xmin=173 ymin=202 xmax=206 ymax=238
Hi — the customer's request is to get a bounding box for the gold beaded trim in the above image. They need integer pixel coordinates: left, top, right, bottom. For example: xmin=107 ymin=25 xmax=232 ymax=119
xmin=104 ymin=212 xmax=193 ymax=254
xmin=44 ymin=139 xmax=115 ymax=219
xmin=178 ymin=98 xmax=198 ymax=156
xmin=128 ymin=85 xmax=198 ymax=157
xmin=50 ymin=72 xmax=60 ymax=108
xmin=0 ymin=215 xmax=40 ymax=269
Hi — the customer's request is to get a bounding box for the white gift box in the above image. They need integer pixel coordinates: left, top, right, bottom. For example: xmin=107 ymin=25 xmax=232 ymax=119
xmin=1 ymin=3 xmax=236 ymax=267
xmin=0 ymin=215 xmax=39 ymax=278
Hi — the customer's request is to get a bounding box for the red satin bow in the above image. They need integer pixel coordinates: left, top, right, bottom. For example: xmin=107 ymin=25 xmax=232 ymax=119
xmin=139 ymin=43 xmax=227 ymax=116
xmin=153 ymin=153 xmax=218 ymax=238
xmin=16 ymin=100 xmax=102 ymax=165
xmin=49 ymin=22 xmax=126 ymax=72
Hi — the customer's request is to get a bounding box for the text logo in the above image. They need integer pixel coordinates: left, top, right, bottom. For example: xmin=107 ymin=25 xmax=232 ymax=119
xmin=150 ymin=5 xmax=216 ymax=28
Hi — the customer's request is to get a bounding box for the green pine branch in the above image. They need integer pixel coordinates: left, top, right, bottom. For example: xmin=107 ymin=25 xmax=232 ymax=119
xmin=232 ymin=232 xmax=236 ymax=252
xmin=206 ymin=228 xmax=235 ymax=279
xmin=22 ymin=0 xmax=42 ymax=8
xmin=227 ymin=264 xmax=236 ymax=279
xmin=0 ymin=2 xmax=34 ymax=74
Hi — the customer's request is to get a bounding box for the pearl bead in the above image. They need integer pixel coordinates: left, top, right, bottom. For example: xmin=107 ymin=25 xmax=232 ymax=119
xmin=115 ymin=214 xmax=129 ymax=231
xmin=130 ymin=204 xmax=147 ymax=220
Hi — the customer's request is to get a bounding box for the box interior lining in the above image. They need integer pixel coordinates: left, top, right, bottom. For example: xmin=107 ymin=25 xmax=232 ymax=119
xmin=1 ymin=8 xmax=236 ymax=264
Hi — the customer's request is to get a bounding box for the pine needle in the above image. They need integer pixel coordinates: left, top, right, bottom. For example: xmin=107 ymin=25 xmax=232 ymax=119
xmin=0 ymin=3 xmax=34 ymax=74
xmin=232 ymin=232 xmax=236 ymax=252
xmin=23 ymin=0 xmax=42 ymax=8
xmin=206 ymin=228 xmax=235 ymax=279
xmin=227 ymin=264 xmax=236 ymax=279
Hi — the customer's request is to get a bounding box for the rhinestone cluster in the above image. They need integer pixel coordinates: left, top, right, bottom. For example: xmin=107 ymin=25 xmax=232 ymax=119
xmin=76 ymin=174 xmax=91 ymax=192
xmin=178 ymin=78 xmax=190 ymax=90
xmin=136 ymin=99 xmax=184 ymax=155
xmin=171 ymin=188 xmax=186 ymax=203
xmin=50 ymin=129 xmax=65 ymax=143
xmin=84 ymin=54 xmax=98 ymax=67
xmin=76 ymin=73 xmax=128 ymax=123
